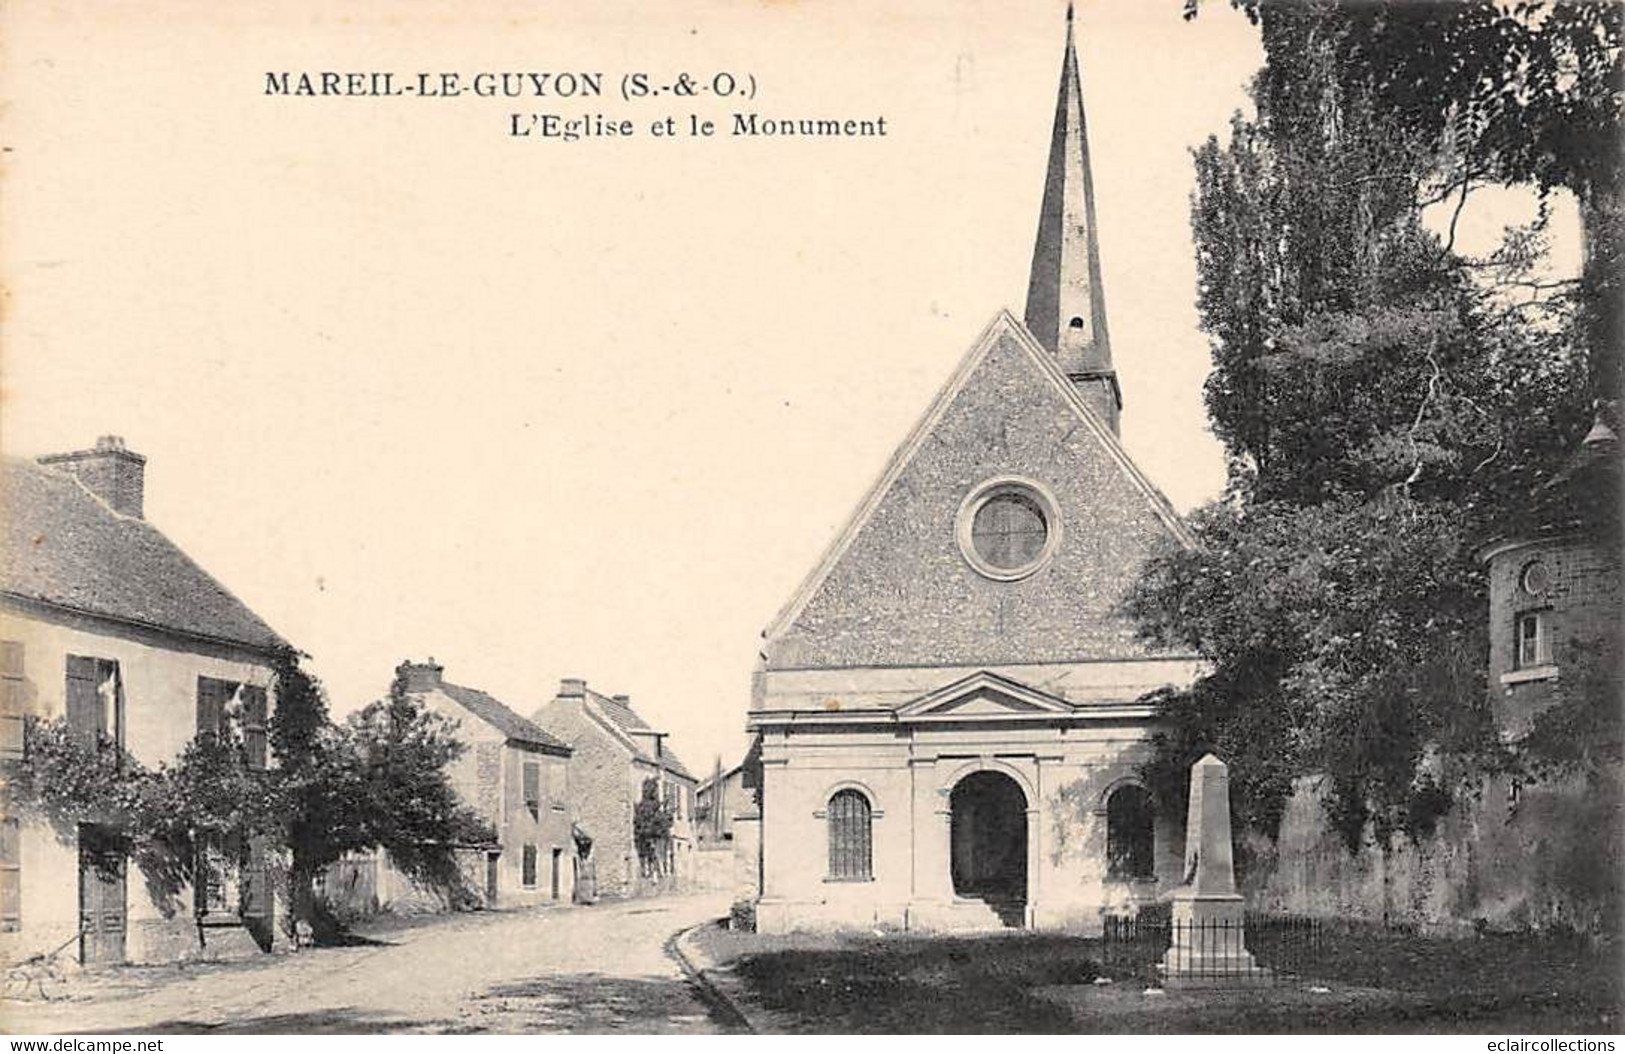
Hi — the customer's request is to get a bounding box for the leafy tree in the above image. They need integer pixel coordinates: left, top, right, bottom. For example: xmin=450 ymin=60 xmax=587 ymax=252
xmin=633 ymin=777 xmax=674 ymax=877
xmin=3 ymin=717 xmax=280 ymax=919
xmin=273 ymin=658 xmax=495 ymax=938
xmin=269 ymin=653 xmax=370 ymax=940
xmin=1189 ymin=0 xmax=1622 ymax=406
xmin=3 ymin=656 xmax=495 ymax=946
xmin=1128 ymin=0 xmax=1604 ymax=852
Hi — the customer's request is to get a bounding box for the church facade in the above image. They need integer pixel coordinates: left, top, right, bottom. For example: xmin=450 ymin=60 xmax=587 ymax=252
xmin=747 ymin=16 xmax=1202 ymax=934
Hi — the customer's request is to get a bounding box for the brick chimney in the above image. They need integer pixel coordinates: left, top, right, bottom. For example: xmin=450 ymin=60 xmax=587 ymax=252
xmin=39 ymin=436 xmax=146 ymax=519
xmin=558 ymin=677 xmax=586 ymax=698
xmin=399 ymin=660 xmax=444 ymax=693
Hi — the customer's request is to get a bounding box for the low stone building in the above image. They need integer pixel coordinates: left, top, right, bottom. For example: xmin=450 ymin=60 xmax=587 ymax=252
xmin=531 ymin=679 xmax=697 ymax=898
xmin=398 ymin=661 xmax=575 ymax=907
xmin=0 ymin=436 xmax=289 ymax=965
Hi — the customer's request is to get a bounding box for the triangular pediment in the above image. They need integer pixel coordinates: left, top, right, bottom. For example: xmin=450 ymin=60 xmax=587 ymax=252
xmin=760 ymin=308 xmax=1196 ymax=649
xmin=760 ymin=309 xmax=1194 ymax=672
xmin=896 ymin=671 xmax=1076 ymax=720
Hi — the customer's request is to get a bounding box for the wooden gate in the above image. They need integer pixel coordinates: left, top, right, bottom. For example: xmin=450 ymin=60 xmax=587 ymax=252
xmin=78 ymin=825 xmax=127 ymax=966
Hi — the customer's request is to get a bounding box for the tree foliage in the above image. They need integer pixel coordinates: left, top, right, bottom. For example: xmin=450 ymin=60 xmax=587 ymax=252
xmin=1129 ymin=0 xmax=1611 ymax=852
xmin=1190 ymin=0 xmax=1623 ymax=402
xmin=2 ymin=718 xmax=279 ymax=915
xmin=272 ymin=659 xmax=495 ymax=932
xmin=633 ymin=777 xmax=675 ymax=876
xmin=2 ymin=654 xmax=495 ymax=943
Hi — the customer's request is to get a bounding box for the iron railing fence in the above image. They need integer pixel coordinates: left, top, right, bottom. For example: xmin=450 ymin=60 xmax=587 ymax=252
xmin=1100 ymin=907 xmax=1325 ymax=986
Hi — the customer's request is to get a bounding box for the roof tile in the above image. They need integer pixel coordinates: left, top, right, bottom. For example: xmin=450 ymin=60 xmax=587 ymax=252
xmin=1 ymin=457 xmax=288 ymax=653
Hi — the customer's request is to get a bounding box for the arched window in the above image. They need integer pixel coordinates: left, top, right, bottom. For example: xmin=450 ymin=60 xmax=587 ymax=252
xmin=1106 ymin=785 xmax=1155 ymax=881
xmin=827 ymin=789 xmax=873 ymax=880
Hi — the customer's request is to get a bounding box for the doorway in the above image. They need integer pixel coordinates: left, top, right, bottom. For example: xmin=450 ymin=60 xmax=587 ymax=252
xmin=77 ymin=825 xmax=126 ymax=966
xmin=949 ymin=771 xmax=1028 ymax=926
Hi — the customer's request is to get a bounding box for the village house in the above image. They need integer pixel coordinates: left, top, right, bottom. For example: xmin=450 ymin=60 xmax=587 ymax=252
xmin=0 ymin=436 xmax=289 ymax=965
xmin=696 ymin=760 xmax=749 ymax=845
xmin=532 ymin=679 xmax=697 ymax=898
xmin=744 ymin=15 xmax=1202 ymax=934
xmin=398 ymin=661 xmax=575 ymax=907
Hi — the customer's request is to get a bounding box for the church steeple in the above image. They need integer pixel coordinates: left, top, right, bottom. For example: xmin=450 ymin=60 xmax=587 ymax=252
xmin=1024 ymin=4 xmax=1121 ymax=434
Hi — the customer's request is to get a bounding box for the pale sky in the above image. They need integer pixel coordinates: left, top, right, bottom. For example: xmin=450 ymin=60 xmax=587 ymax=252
xmin=6 ymin=1 xmax=1561 ymax=776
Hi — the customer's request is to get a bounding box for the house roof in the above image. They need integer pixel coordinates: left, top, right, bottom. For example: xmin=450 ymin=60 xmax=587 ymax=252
xmin=697 ymin=762 xmax=745 ymax=795
xmin=437 ymin=681 xmax=571 ymax=754
xmin=0 ymin=456 xmax=289 ymax=654
xmin=582 ymin=686 xmax=695 ymax=781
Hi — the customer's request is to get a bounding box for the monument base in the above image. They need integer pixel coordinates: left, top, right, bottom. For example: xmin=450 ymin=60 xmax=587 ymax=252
xmin=1157 ymin=892 xmax=1271 ymax=987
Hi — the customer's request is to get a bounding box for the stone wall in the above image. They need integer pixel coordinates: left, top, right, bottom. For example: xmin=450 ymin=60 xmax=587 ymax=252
xmin=1251 ymin=767 xmax=1622 ymax=934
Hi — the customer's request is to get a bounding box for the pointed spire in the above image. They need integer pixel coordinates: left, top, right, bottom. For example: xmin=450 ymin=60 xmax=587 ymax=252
xmin=1025 ymin=5 xmax=1121 ymax=433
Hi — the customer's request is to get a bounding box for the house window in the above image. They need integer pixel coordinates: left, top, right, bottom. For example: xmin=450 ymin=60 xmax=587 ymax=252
xmin=522 ymin=843 xmax=538 ymax=888
xmin=545 ymin=761 xmax=565 ymax=805
xmin=1520 ymin=560 xmax=1552 ymax=596
xmin=1516 ymin=611 xmax=1550 ymax=669
xmin=826 ymin=789 xmax=873 ymax=881
xmin=523 ymin=761 xmax=541 ymax=820
xmin=1 ymin=641 xmax=25 ymax=758
xmin=65 ymin=656 xmax=121 ymax=753
xmin=0 ymin=816 xmax=19 ymax=932
xmin=1106 ymin=784 xmax=1155 ymax=881
xmin=197 ymin=677 xmax=269 ymax=769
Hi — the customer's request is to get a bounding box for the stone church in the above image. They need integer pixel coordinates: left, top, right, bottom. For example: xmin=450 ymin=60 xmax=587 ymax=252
xmin=746 ymin=14 xmax=1202 ymax=934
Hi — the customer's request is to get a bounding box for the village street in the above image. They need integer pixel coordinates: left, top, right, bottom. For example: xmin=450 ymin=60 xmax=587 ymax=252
xmin=7 ymin=893 xmax=736 ymax=1035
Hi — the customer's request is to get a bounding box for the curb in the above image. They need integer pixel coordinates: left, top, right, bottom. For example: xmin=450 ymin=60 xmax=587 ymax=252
xmin=665 ymin=921 xmax=760 ymax=1034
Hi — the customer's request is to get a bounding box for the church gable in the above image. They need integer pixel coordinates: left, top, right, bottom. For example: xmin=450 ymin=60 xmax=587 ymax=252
xmin=764 ymin=312 xmax=1190 ymax=673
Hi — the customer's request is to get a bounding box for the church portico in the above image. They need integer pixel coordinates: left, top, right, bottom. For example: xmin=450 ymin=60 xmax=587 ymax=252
xmin=746 ymin=10 xmax=1199 ymax=937
xmin=751 ymin=674 xmax=1186 ymax=935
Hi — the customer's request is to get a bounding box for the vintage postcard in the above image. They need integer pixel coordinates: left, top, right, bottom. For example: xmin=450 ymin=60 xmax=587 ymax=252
xmin=1 ymin=0 xmax=1619 ymax=1040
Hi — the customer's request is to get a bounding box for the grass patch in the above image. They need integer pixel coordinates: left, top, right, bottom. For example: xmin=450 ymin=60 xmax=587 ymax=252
xmin=693 ymin=924 xmax=1622 ymax=1034
xmin=691 ymin=927 xmax=1097 ymax=1033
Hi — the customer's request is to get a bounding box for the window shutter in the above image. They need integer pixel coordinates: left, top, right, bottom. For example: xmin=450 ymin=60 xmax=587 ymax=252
xmin=197 ymin=677 xmax=227 ymax=740
xmin=0 ymin=817 xmax=19 ymax=932
xmin=242 ymin=686 xmax=268 ymax=770
xmin=522 ymin=844 xmax=538 ymax=887
xmin=65 ymin=656 xmax=102 ymax=749
xmin=0 ymin=641 xmax=24 ymax=758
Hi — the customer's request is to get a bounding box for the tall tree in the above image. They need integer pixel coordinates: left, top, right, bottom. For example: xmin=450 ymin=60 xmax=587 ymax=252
xmin=1128 ymin=1 xmax=1603 ymax=851
xmin=1192 ymin=0 xmax=1623 ymax=408
xmin=272 ymin=658 xmax=495 ymax=939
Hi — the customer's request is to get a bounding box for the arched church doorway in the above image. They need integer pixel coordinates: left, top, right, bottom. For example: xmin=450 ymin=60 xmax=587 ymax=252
xmin=949 ymin=770 xmax=1028 ymax=925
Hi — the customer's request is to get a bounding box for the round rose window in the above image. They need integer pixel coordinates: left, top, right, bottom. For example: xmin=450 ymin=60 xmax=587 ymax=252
xmin=971 ymin=492 xmax=1048 ymax=570
xmin=956 ymin=478 xmax=1062 ymax=581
